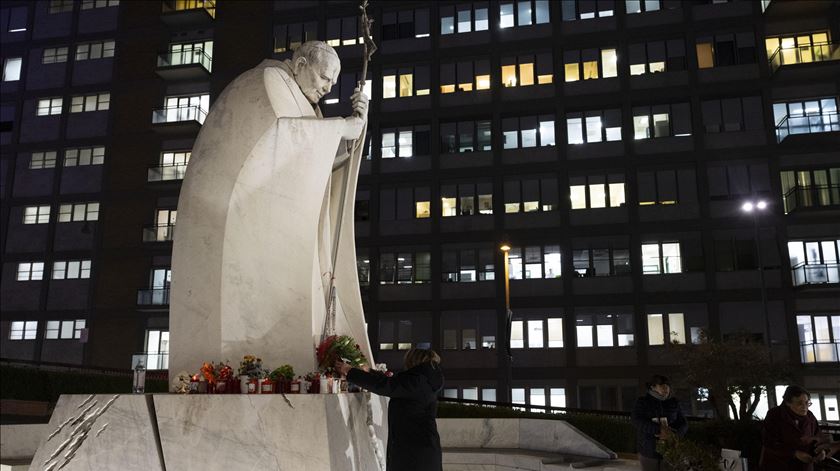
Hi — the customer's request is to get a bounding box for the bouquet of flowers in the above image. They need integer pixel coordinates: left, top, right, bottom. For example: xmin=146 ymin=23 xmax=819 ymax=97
xmin=269 ymin=364 xmax=295 ymax=382
xmin=215 ymin=362 xmax=234 ymax=382
xmin=316 ymin=335 xmax=367 ymax=372
xmin=200 ymin=362 xmax=216 ymax=383
xmin=238 ymin=355 xmax=263 ymax=378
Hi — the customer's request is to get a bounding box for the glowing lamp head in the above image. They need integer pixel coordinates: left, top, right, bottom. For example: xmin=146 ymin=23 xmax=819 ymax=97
xmin=756 ymin=201 xmax=767 ymax=210
xmin=500 ymin=243 xmax=511 ymax=253
xmin=742 ymin=202 xmax=754 ymax=212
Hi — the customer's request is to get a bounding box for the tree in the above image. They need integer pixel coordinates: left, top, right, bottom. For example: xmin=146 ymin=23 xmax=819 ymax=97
xmin=673 ymin=331 xmax=789 ymax=420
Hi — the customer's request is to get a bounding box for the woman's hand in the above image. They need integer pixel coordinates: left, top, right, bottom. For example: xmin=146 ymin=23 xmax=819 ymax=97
xmin=334 ymin=361 xmax=352 ymax=377
xmin=795 ymin=450 xmax=814 ymax=463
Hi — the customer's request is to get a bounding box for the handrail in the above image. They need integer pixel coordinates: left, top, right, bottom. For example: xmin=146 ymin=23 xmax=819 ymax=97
xmin=137 ymin=288 xmax=170 ymax=305
xmin=162 ymin=0 xmax=216 ymax=17
xmin=782 ymin=184 xmax=840 ymax=213
xmin=775 ymin=111 xmax=840 ymax=142
xmin=768 ymin=41 xmax=840 ymax=74
xmin=157 ymin=49 xmax=212 ymax=72
xmin=142 ymin=223 xmax=175 ymax=242
xmin=148 ymin=162 xmax=189 ymax=182
xmin=151 ymin=105 xmax=208 ymax=124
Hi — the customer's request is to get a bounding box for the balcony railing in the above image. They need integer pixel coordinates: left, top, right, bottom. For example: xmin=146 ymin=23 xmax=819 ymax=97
xmin=162 ymin=0 xmax=216 ymax=18
xmin=148 ymin=162 xmax=188 ymax=182
xmin=775 ymin=111 xmax=839 ymax=142
xmin=782 ymin=184 xmax=840 ymax=213
xmin=791 ymin=261 xmax=840 ymax=286
xmin=133 ymin=352 xmax=169 ymax=370
xmin=768 ymin=42 xmax=840 ymax=74
xmin=137 ymin=288 xmax=170 ymax=306
xmin=152 ymin=105 xmax=207 ymax=125
xmin=799 ymin=341 xmax=840 ymax=364
xmin=142 ymin=224 xmax=175 ymax=242
xmin=157 ymin=49 xmax=212 ymax=73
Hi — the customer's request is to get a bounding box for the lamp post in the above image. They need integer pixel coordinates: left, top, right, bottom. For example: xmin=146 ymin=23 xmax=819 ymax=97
xmin=742 ymin=200 xmax=771 ymax=355
xmin=500 ymin=242 xmax=513 ymax=402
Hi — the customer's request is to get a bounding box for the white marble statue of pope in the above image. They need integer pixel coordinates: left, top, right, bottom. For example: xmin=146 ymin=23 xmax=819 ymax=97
xmin=169 ymin=41 xmax=374 ymax=379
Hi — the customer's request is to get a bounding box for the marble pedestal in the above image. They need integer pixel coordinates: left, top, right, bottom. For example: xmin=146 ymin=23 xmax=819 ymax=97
xmin=30 ymin=393 xmax=388 ymax=471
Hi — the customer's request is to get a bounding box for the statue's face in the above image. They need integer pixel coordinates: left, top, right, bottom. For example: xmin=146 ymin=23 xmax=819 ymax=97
xmin=293 ymin=53 xmax=341 ymax=104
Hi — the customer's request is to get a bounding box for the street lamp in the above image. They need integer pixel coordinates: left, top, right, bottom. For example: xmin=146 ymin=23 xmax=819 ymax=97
xmin=742 ymin=199 xmax=771 ymax=353
xmin=500 ymin=241 xmax=513 ymax=403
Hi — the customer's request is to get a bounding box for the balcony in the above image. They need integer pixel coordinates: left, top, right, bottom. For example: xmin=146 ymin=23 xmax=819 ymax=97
xmin=142 ymin=224 xmax=175 ymax=243
xmin=791 ymin=262 xmax=840 ymax=286
xmin=151 ymin=105 xmax=206 ymax=135
xmin=148 ymin=162 xmax=188 ymax=182
xmin=768 ymin=42 xmax=840 ymax=74
xmin=133 ymin=352 xmax=169 ymax=370
xmin=156 ymin=50 xmax=212 ymax=81
xmin=137 ymin=288 xmax=170 ymax=306
xmin=782 ymin=185 xmax=840 ymax=214
xmin=161 ymin=0 xmax=215 ymax=27
xmin=775 ymin=112 xmax=839 ymax=142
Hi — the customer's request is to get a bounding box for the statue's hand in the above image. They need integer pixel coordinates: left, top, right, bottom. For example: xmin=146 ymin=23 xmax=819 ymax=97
xmin=342 ymin=115 xmax=365 ymax=140
xmin=351 ymin=86 xmax=368 ymax=119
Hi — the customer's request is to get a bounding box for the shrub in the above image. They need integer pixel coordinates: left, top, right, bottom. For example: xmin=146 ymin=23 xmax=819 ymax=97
xmin=0 ymin=366 xmax=168 ymax=404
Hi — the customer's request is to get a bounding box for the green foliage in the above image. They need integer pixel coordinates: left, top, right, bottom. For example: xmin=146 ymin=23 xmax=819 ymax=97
xmin=686 ymin=419 xmax=762 ymax=468
xmin=673 ymin=330 xmax=789 ymax=420
xmin=269 ymin=364 xmax=295 ymax=381
xmin=0 ymin=366 xmax=168 ymax=404
xmin=657 ymin=436 xmax=721 ymax=471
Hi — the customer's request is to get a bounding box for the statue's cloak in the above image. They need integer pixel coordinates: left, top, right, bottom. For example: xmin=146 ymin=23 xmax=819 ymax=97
xmin=169 ymin=59 xmax=373 ymax=377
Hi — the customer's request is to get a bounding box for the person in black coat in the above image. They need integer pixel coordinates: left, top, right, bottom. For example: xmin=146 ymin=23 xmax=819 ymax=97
xmin=631 ymin=375 xmax=689 ymax=471
xmin=335 ymin=348 xmax=445 ymax=471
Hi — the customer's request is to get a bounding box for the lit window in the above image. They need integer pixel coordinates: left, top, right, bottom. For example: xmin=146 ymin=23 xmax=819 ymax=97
xmin=569 ymin=175 xmax=625 ymax=209
xmin=2 ymin=57 xmax=22 ymax=82
xmin=70 ymin=92 xmax=110 ymax=112
xmin=49 ymin=0 xmax=74 ymax=13
xmin=23 ymin=205 xmax=50 ymax=224
xmin=37 ymin=98 xmax=63 ymax=116
xmin=64 ymin=146 xmax=105 ymax=166
xmin=547 ymin=318 xmax=563 ymax=347
xmin=9 ymin=321 xmax=38 ymax=340
xmin=601 ymin=49 xmax=618 ymax=77
xmin=16 ymin=262 xmax=45 ymax=281
xmin=576 ymin=314 xmax=634 ymax=347
xmin=642 ymin=242 xmax=682 ymax=274
xmin=511 ymin=320 xmax=524 ymax=348
xmin=30 ymin=151 xmax=58 ymax=169
xmin=45 ymin=319 xmax=85 ymax=340
xmin=52 ymin=260 xmax=92 ymax=280
xmin=80 ymin=0 xmax=120 ymax=9
xmin=382 ymin=75 xmax=396 ymax=99
xmin=796 ymin=314 xmax=840 ymax=363
xmin=58 ymin=202 xmax=99 ymax=222
xmin=42 ymin=47 xmax=69 ymax=64
xmin=647 ymin=313 xmax=686 ymax=345
xmin=75 ymin=40 xmax=116 ymax=61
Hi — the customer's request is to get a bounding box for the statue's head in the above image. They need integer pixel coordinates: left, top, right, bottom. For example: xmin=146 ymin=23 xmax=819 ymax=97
xmin=291 ymin=41 xmax=341 ymax=105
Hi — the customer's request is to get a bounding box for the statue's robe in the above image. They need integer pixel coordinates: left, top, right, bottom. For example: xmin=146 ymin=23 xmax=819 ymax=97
xmin=169 ymin=59 xmax=373 ymax=377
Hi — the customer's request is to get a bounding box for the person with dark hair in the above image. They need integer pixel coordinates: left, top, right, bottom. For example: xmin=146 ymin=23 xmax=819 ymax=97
xmin=335 ymin=348 xmax=444 ymax=471
xmin=760 ymin=385 xmax=826 ymax=470
xmin=631 ymin=375 xmax=689 ymax=471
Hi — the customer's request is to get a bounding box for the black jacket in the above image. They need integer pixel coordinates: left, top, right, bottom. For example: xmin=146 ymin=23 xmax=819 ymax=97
xmin=631 ymin=393 xmax=689 ymax=458
xmin=348 ymin=364 xmax=444 ymax=471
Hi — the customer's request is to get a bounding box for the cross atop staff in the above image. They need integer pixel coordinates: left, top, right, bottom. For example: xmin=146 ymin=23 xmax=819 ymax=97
xmin=357 ymin=0 xmax=377 ymax=108
xmin=321 ymin=0 xmax=378 ymax=343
